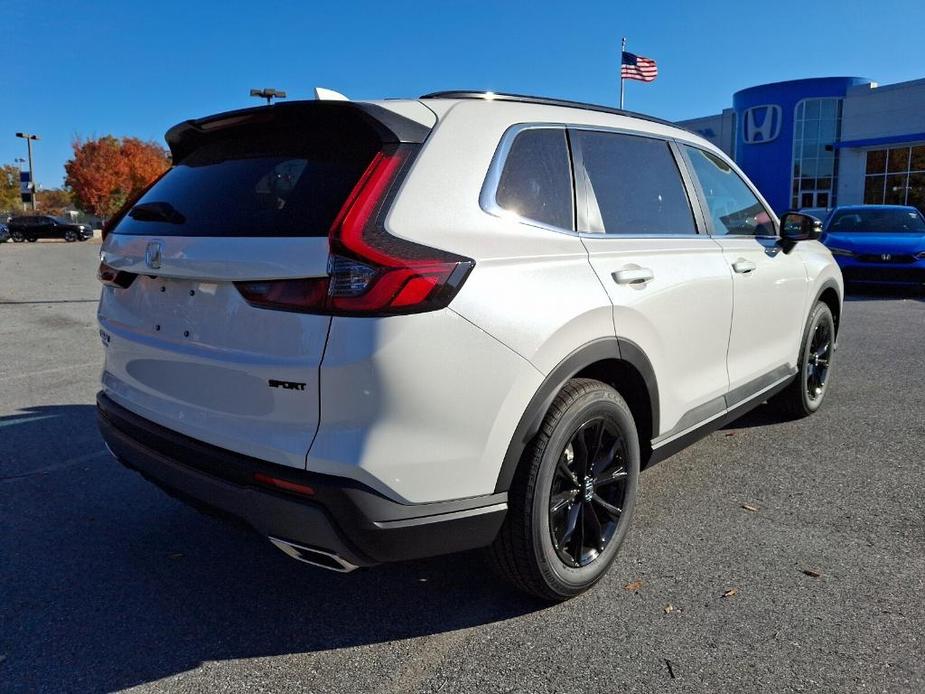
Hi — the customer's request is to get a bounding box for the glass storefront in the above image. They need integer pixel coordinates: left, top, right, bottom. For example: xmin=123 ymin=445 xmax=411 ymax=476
xmin=863 ymin=144 xmax=925 ymax=213
xmin=791 ymin=98 xmax=843 ymax=210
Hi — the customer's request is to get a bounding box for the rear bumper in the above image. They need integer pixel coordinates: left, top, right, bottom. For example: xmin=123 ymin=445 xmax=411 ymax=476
xmin=97 ymin=392 xmax=506 ymax=567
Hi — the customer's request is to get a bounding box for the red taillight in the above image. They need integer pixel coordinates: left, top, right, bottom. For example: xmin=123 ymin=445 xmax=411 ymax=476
xmin=235 ymin=145 xmax=474 ymax=317
xmin=253 ymin=472 xmax=315 ymax=497
xmin=97 ymin=262 xmax=136 ymax=289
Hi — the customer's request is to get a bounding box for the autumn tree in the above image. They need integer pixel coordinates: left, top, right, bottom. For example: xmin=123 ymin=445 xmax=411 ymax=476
xmin=0 ymin=164 xmax=22 ymax=215
xmin=37 ymin=188 xmax=74 ymax=216
xmin=65 ymin=136 xmax=170 ymax=220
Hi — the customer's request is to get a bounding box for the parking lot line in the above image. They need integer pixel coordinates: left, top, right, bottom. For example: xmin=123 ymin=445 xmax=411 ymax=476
xmin=0 ymin=413 xmax=57 ymax=428
xmin=0 ymin=449 xmax=109 ymax=482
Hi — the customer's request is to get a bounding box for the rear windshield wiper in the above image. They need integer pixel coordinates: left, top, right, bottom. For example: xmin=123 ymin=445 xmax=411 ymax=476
xmin=128 ymin=201 xmax=186 ymax=225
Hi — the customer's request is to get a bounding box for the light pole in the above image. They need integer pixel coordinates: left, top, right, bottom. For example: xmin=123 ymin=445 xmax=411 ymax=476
xmin=12 ymin=158 xmax=26 ymax=212
xmin=250 ymin=88 xmax=287 ymax=105
xmin=15 ymin=132 xmax=39 ymax=211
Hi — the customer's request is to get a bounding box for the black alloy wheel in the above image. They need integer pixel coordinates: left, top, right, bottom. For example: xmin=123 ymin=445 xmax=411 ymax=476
xmin=549 ymin=417 xmax=629 ymax=568
xmin=490 ymin=378 xmax=640 ymax=601
xmin=805 ymin=316 xmax=832 ymax=403
xmin=771 ymin=301 xmax=836 ymax=418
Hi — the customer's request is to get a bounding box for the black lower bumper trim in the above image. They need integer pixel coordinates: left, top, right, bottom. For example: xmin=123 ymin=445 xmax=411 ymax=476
xmin=97 ymin=392 xmax=507 ymax=565
xmin=842 ymin=266 xmax=925 ymax=285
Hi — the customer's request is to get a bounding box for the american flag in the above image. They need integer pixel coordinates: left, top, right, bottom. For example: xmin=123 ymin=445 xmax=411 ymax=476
xmin=621 ymin=51 xmax=658 ymax=83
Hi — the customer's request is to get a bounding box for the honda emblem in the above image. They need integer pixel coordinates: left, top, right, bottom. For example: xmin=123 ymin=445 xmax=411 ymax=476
xmin=742 ymin=105 xmax=782 ymax=144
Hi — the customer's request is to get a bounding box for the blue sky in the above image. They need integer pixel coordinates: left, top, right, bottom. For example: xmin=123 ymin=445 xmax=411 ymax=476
xmin=2 ymin=0 xmax=922 ymax=188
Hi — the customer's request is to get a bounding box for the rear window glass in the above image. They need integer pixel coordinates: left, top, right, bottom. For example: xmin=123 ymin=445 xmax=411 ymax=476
xmin=112 ymin=119 xmax=380 ymax=237
xmin=495 ymin=128 xmax=574 ymax=230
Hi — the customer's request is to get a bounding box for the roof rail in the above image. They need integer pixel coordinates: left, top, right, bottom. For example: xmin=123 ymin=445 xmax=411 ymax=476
xmin=419 ymin=90 xmax=684 ymax=131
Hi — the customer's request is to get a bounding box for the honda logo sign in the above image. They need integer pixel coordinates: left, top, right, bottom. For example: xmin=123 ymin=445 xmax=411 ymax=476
xmin=742 ymin=104 xmax=782 ymax=144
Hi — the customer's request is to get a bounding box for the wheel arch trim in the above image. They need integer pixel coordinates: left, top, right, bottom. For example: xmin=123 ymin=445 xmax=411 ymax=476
xmin=493 ymin=337 xmax=659 ymax=493
xmin=813 ymin=277 xmax=842 ymax=339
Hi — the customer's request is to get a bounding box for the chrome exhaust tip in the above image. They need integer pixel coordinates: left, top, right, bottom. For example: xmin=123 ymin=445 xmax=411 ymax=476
xmin=268 ymin=536 xmax=359 ymax=573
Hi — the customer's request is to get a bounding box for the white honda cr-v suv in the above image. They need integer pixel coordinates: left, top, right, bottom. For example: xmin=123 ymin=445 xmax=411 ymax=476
xmin=97 ymin=91 xmax=843 ymax=600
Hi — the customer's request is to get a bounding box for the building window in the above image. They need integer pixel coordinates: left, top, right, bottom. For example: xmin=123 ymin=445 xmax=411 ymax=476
xmin=791 ymin=98 xmax=843 ymax=210
xmin=863 ymin=144 xmax=925 ymax=213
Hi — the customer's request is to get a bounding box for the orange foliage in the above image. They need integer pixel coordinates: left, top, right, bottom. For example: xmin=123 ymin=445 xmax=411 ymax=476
xmin=65 ymin=136 xmax=170 ymax=219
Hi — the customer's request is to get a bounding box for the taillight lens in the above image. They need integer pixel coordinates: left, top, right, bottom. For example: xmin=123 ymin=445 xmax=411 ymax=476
xmin=97 ymin=262 xmax=136 ymax=289
xmin=235 ymin=145 xmax=474 ymax=317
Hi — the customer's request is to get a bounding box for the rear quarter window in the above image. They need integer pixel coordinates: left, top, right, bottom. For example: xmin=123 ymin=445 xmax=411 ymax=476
xmin=494 ymin=128 xmax=574 ymax=231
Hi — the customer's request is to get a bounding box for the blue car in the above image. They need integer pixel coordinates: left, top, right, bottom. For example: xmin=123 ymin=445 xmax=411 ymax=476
xmin=821 ymin=205 xmax=925 ymax=288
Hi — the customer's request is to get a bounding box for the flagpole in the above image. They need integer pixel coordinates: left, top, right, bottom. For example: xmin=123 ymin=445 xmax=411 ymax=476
xmin=619 ymin=37 xmax=626 ymax=109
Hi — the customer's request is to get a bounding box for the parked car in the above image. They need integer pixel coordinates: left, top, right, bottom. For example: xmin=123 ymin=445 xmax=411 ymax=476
xmin=8 ymin=215 xmax=93 ymax=242
xmin=820 ymin=205 xmax=925 ymax=288
xmin=0 ymin=222 xmax=9 ymax=242
xmin=96 ymin=92 xmax=844 ymax=600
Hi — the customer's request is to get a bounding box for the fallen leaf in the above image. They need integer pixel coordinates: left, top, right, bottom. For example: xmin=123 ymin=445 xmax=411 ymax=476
xmin=722 ymin=588 xmax=737 ymax=598
xmin=663 ymin=603 xmax=674 ymax=614
xmin=624 ymin=580 xmax=644 ymax=592
xmin=741 ymin=503 xmax=760 ymax=512
xmin=724 ymin=432 xmax=736 ymax=437
xmin=802 ymin=569 xmax=822 ymax=578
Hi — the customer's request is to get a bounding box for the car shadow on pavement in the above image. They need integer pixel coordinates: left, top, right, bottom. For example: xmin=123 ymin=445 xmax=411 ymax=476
xmin=0 ymin=405 xmax=543 ymax=692
xmin=719 ymin=401 xmax=786 ymax=431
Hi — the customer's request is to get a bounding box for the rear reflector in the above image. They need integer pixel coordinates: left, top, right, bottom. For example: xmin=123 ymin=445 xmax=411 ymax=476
xmin=253 ymin=472 xmax=316 ymax=497
xmin=235 ymin=144 xmax=474 ymax=317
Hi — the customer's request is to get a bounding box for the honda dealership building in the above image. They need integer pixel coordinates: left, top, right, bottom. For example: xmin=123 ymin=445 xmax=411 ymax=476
xmin=678 ymin=76 xmax=925 ymax=215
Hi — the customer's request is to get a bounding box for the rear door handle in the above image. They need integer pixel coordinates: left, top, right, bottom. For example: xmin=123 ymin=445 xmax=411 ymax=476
xmin=612 ymin=267 xmax=654 ymax=285
xmin=732 ymin=259 xmax=757 ymax=274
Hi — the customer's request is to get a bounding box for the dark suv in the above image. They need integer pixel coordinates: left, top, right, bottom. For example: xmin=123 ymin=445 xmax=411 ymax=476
xmin=9 ymin=215 xmax=93 ymax=242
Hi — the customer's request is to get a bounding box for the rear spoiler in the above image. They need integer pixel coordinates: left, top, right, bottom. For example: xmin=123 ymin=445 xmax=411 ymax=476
xmin=165 ymin=101 xmax=432 ymax=164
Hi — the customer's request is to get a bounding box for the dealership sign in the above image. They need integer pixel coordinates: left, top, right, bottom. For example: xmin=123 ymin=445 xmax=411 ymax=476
xmin=743 ymin=104 xmax=782 ymax=144
xmin=20 ymin=170 xmax=32 ymax=203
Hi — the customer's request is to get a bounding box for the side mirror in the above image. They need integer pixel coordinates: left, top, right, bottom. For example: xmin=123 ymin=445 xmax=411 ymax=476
xmin=779 ymin=211 xmax=823 ymax=242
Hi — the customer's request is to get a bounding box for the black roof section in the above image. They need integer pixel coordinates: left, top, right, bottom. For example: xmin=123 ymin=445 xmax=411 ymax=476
xmin=420 ymin=91 xmax=684 ymax=131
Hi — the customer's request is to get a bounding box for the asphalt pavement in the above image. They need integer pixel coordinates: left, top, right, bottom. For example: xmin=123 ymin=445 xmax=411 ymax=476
xmin=1 ymin=240 xmax=923 ymax=693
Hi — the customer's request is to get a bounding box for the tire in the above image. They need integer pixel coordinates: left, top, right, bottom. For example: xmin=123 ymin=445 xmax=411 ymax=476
xmin=490 ymin=378 xmax=640 ymax=601
xmin=26 ymin=236 xmax=37 ymax=242
xmin=771 ymin=302 xmax=836 ymax=419
xmin=11 ymin=232 xmax=24 ymax=242
xmin=64 ymin=230 xmax=77 ymax=242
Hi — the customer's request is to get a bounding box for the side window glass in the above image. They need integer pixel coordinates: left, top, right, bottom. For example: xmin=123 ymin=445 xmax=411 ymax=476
xmin=572 ymin=130 xmax=697 ymax=235
xmin=684 ymin=146 xmax=775 ymax=236
xmin=495 ymin=128 xmax=574 ymax=230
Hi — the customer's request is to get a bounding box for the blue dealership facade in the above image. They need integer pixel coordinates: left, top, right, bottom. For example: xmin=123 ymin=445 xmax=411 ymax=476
xmin=678 ymin=76 xmax=925 ymax=215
